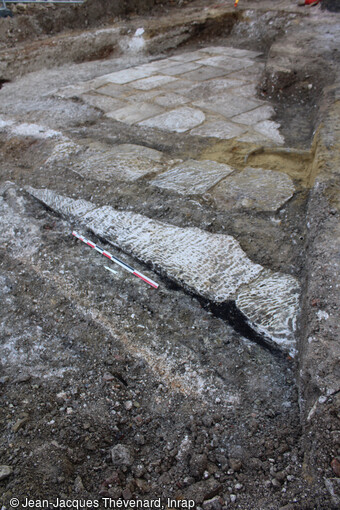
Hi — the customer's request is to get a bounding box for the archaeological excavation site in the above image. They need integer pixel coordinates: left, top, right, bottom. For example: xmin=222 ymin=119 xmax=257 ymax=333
xmin=0 ymin=0 xmax=339 ymax=508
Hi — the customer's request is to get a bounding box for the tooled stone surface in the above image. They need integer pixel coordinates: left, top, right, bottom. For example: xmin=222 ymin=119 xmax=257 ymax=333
xmin=212 ymin=167 xmax=295 ymax=212
xmin=26 ymin=187 xmax=300 ymax=353
xmin=151 ymin=159 xmax=234 ymax=195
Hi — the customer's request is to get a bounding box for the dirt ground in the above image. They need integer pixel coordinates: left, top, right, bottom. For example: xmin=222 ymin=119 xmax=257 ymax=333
xmin=0 ymin=1 xmax=339 ymax=509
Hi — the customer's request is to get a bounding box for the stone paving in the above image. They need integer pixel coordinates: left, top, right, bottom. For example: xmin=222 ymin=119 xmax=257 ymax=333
xmin=211 ymin=167 xmax=296 ymax=212
xmin=41 ymin=135 xmax=295 ymax=211
xmin=56 ymin=46 xmax=284 ymax=144
xmin=151 ymin=159 xmax=234 ymax=195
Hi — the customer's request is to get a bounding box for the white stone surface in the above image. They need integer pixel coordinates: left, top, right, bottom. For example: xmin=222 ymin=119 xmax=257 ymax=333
xmin=55 ymin=82 xmax=95 ymax=99
xmin=80 ymin=93 xmax=126 ymax=113
xmin=106 ymin=102 xmax=164 ymax=123
xmin=236 ymin=270 xmax=300 ymax=353
xmin=152 ymin=159 xmax=234 ymax=194
xmin=190 ymin=121 xmax=246 ymax=139
xmin=131 ymin=75 xmax=178 ymax=91
xmin=169 ymin=50 xmax=210 ymax=62
xmin=75 ymin=152 xmax=164 ymax=182
xmin=212 ymin=167 xmax=295 ymax=212
xmin=153 ymin=93 xmax=189 ymax=108
xmin=125 ymin=90 xmax=160 ymax=103
xmin=45 ymin=139 xmax=81 ymax=165
xmin=68 ymin=46 xmax=282 ymax=143
xmin=183 ymin=78 xmax=246 ymax=101
xmin=103 ymin=67 xmax=154 ymax=84
xmin=11 ymin=123 xmax=61 ymax=139
xmin=201 ymin=47 xmax=262 ymax=58
xmin=46 ymin=142 xmax=165 ymax=181
xmin=193 ymin=95 xmax=261 ymax=118
xmin=25 ymin=187 xmax=300 ymax=353
xmin=235 ymin=83 xmax=258 ymax=98
xmin=227 ymin=64 xmax=265 ymax=82
xmin=109 ymin=144 xmax=164 ymax=161
xmin=96 ymin=83 xmax=130 ymax=98
xmin=236 ymin=132 xmax=274 ymax=144
xmin=232 ymin=105 xmax=274 ymax=125
xmin=159 ymin=61 xmax=202 ymax=76
xmin=254 ymin=120 xmax=285 ymax=145
xmin=181 ymin=66 xmax=229 ymax=82
xmin=138 ymin=107 xmax=205 ymax=133
xmin=197 ymin=56 xmax=254 ymax=72
xmin=26 ymin=187 xmax=96 ymax=218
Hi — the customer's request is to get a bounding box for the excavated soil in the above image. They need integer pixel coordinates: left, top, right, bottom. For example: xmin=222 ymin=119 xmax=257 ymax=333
xmin=0 ymin=1 xmax=339 ymax=509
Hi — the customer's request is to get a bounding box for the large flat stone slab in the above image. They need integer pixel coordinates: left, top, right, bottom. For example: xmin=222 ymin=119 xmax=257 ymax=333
xmin=236 ymin=270 xmax=299 ymax=351
xmin=196 ymin=56 xmax=254 ymax=73
xmin=47 ymin=143 xmax=165 ymax=182
xmin=159 ymin=61 xmax=202 ymax=76
xmin=130 ymin=75 xmax=178 ymax=91
xmin=193 ymin=95 xmax=261 ymax=118
xmin=106 ymin=102 xmax=164 ymax=123
xmin=182 ymin=78 xmax=246 ymax=101
xmin=153 ymin=93 xmax=189 ymax=108
xmin=26 ymin=188 xmax=97 ymax=218
xmin=201 ymin=47 xmax=263 ymax=59
xmin=96 ymin=83 xmax=131 ymax=98
xmin=25 ymin=187 xmax=300 ymax=353
xmin=151 ymin=159 xmax=234 ymax=195
xmin=138 ymin=107 xmax=205 ymax=133
xmin=212 ymin=167 xmax=295 ymax=212
xmin=253 ymin=120 xmax=285 ymax=144
xmin=181 ymin=66 xmax=229 ymax=82
xmin=109 ymin=144 xmax=164 ymax=162
xmin=232 ymin=105 xmax=274 ymax=125
xmin=77 ymin=154 xmax=164 ymax=182
xmin=102 ymin=67 xmax=154 ymax=84
xmin=80 ymin=93 xmax=126 ymax=113
xmin=190 ymin=121 xmax=247 ymax=139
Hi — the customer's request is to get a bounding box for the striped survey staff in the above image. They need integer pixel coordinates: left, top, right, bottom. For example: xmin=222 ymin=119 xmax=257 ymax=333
xmin=72 ymin=231 xmax=159 ymax=289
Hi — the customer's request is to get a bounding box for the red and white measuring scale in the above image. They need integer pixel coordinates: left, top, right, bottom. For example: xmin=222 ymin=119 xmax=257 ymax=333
xmin=72 ymin=231 xmax=159 ymax=289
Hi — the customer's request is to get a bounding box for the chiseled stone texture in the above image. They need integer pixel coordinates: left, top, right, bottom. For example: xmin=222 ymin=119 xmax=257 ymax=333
xmin=253 ymin=120 xmax=285 ymax=144
xmin=212 ymin=167 xmax=295 ymax=212
xmin=151 ymin=159 xmax=234 ymax=195
xmin=196 ymin=56 xmax=254 ymax=73
xmin=103 ymin=66 xmax=154 ymax=84
xmin=58 ymin=45 xmax=284 ymax=143
xmin=138 ymin=107 xmax=205 ymax=133
xmin=236 ymin=270 xmax=300 ymax=351
xmin=25 ymin=187 xmax=300 ymax=353
xmin=106 ymin=102 xmax=164 ymax=123
xmin=48 ymin=143 xmax=165 ymax=182
xmin=79 ymin=93 xmax=126 ymax=113
xmin=190 ymin=121 xmax=246 ymax=139
xmin=193 ymin=95 xmax=261 ymax=118
xmin=232 ymin=105 xmax=274 ymax=125
xmin=131 ymin=75 xmax=178 ymax=91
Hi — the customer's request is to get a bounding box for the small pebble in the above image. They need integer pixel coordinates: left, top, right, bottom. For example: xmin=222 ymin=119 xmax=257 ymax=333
xmin=0 ymin=465 xmax=13 ymax=481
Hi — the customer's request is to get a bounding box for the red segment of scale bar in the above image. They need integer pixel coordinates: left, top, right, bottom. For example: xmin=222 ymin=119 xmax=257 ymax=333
xmin=72 ymin=231 xmax=159 ymax=289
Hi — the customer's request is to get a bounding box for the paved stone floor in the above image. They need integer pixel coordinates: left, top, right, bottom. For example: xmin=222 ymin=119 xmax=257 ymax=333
xmin=57 ymin=46 xmax=284 ymax=144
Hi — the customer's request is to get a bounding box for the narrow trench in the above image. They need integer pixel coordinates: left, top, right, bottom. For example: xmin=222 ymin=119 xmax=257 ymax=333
xmin=91 ymin=231 xmax=288 ymax=360
xmin=161 ymin=277 xmax=284 ymax=358
xmin=0 ymin=78 xmax=10 ymax=90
